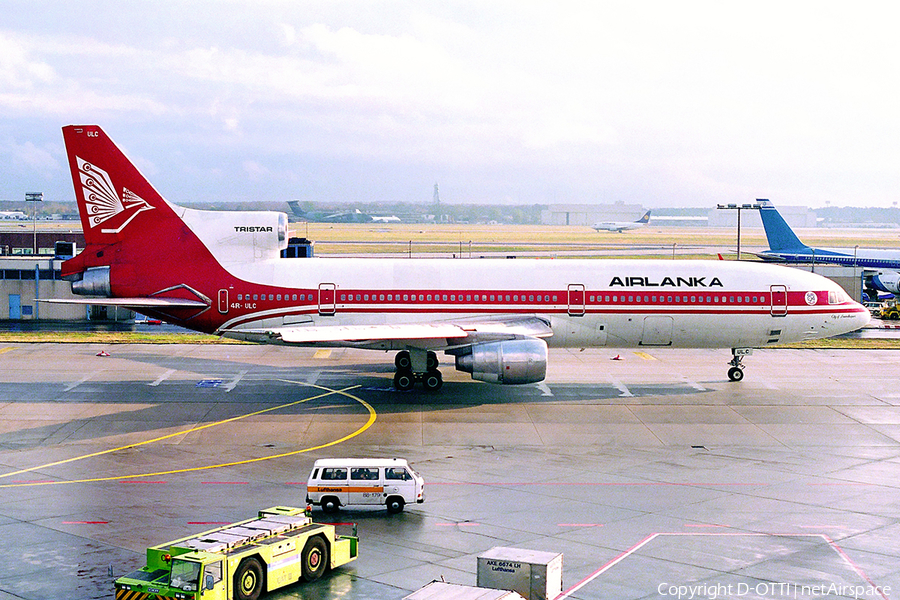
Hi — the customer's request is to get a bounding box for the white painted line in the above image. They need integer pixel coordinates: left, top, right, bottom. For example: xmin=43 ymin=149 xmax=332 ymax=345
xmin=682 ymin=376 xmax=706 ymax=391
xmin=536 ymin=382 xmax=553 ymax=397
xmin=149 ymin=369 xmax=175 ymax=387
xmin=306 ymin=370 xmax=322 ymax=386
xmin=609 ymin=377 xmax=633 ymax=398
xmin=556 ymin=533 xmax=658 ymax=599
xmin=223 ymin=370 xmax=248 ymax=392
xmin=64 ymin=373 xmax=97 ymax=392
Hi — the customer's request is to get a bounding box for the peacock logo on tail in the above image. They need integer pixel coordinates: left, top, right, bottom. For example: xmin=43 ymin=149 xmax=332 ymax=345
xmin=77 ymin=156 xmax=154 ymax=233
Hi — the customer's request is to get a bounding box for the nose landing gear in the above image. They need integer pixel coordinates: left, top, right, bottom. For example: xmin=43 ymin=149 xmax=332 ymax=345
xmin=394 ymin=350 xmax=443 ymax=391
xmin=727 ymin=348 xmax=752 ymax=382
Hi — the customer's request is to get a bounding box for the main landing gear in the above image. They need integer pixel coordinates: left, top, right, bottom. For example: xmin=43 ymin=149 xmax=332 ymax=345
xmin=393 ymin=350 xmax=443 ymax=392
xmin=727 ymin=348 xmax=752 ymax=382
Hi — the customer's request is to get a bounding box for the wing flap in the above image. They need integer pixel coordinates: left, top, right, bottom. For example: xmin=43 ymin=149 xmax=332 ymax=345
xmin=244 ymin=323 xmax=467 ymax=344
xmin=222 ymin=316 xmax=552 ymax=346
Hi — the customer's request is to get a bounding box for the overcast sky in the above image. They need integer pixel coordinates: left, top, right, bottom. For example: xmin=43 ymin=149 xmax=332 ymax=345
xmin=2 ymin=1 xmax=899 ymax=208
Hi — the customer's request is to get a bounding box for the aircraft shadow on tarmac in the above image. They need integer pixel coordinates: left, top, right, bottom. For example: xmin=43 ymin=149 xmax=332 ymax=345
xmin=0 ymin=351 xmax=712 ymax=451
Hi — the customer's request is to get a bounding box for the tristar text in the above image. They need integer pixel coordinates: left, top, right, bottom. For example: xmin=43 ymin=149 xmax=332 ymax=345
xmin=610 ymin=276 xmax=724 ymax=287
xmin=234 ymin=226 xmax=273 ymax=232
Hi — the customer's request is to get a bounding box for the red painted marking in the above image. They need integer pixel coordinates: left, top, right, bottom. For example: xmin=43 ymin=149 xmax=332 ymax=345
xmin=429 ymin=481 xmax=762 ymax=486
xmin=201 ymin=481 xmax=249 ymax=485
xmin=62 ymin=521 xmax=108 ymax=524
xmin=119 ymin=480 xmax=166 ymax=484
xmin=188 ymin=521 xmax=231 ymax=525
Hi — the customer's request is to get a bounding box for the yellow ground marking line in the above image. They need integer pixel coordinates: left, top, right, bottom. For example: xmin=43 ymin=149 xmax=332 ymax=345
xmin=313 ymin=349 xmax=332 ymax=359
xmin=0 ymin=348 xmax=13 ymax=354
xmin=634 ymin=352 xmax=657 ymax=360
xmin=0 ymin=382 xmax=375 ymax=488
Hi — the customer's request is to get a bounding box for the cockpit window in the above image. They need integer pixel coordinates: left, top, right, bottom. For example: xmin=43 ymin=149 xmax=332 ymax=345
xmin=829 ymin=289 xmax=851 ymax=304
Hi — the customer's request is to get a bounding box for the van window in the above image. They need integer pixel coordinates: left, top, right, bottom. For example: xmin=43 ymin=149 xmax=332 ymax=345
xmin=321 ymin=467 xmax=347 ymax=481
xmin=351 ymin=467 xmax=379 ymax=481
xmin=385 ymin=467 xmax=411 ymax=481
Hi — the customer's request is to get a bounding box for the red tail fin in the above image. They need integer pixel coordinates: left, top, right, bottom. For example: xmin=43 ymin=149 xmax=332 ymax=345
xmin=60 ymin=125 xmax=221 ymax=304
xmin=62 ymin=125 xmax=181 ymax=247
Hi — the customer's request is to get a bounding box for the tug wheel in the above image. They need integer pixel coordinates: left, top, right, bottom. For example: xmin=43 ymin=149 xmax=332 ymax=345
xmin=234 ymin=557 xmax=264 ymax=600
xmin=301 ymin=536 xmax=329 ymax=581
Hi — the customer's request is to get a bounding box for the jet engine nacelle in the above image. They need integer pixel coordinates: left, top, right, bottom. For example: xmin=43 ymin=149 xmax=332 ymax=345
xmin=71 ymin=265 xmax=111 ymax=296
xmin=454 ymin=338 xmax=548 ymax=384
xmin=872 ymin=270 xmax=900 ymax=295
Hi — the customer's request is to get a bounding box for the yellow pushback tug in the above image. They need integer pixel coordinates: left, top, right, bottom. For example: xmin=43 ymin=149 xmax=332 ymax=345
xmin=114 ymin=506 xmax=358 ymax=600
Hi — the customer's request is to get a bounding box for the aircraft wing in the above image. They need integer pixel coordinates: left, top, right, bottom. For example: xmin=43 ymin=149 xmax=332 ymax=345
xmin=223 ymin=315 xmax=553 ymax=348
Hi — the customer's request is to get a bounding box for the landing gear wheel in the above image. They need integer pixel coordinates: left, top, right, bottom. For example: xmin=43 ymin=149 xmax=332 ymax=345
xmin=393 ymin=370 xmax=415 ymax=391
xmin=422 ymin=369 xmax=443 ymax=392
xmin=234 ymin=557 xmax=264 ymax=600
xmin=386 ymin=496 xmax=405 ymax=514
xmin=426 ymin=351 xmax=439 ymax=370
xmin=301 ymin=536 xmax=329 ymax=581
xmin=395 ymin=351 xmax=411 ymax=370
xmin=727 ymin=367 xmax=744 ymax=382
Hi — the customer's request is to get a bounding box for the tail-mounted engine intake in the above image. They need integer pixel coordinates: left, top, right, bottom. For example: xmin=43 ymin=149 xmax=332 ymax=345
xmin=70 ymin=266 xmax=111 ymax=297
xmin=454 ymin=338 xmax=548 ymax=384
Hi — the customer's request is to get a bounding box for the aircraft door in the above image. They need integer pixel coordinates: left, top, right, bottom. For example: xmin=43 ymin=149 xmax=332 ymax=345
xmin=640 ymin=316 xmax=673 ymax=346
xmin=318 ymin=283 xmax=336 ymax=316
xmin=217 ymin=289 xmax=228 ymax=314
xmin=770 ymin=285 xmax=787 ymax=316
xmin=567 ymin=284 xmax=585 ymax=316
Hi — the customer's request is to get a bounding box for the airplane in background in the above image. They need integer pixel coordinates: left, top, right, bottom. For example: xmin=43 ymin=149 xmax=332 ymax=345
xmin=755 ymin=200 xmax=900 ymax=298
xmin=286 ymin=200 xmax=401 ymax=224
xmin=592 ymin=210 xmax=651 ymax=232
xmin=45 ymin=126 xmax=868 ymax=389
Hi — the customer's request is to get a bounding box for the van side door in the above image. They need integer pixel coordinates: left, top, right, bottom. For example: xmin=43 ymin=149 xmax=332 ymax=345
xmin=349 ymin=467 xmax=383 ymax=505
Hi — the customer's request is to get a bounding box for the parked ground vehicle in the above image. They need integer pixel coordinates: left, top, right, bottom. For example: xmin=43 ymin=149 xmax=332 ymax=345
xmin=114 ymin=506 xmax=357 ymax=600
xmin=881 ymin=299 xmax=900 ymax=320
xmin=306 ymin=458 xmax=425 ymax=514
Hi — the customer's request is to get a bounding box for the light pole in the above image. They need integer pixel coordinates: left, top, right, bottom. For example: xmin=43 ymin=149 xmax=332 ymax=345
xmin=25 ymin=192 xmax=42 ymax=255
xmin=716 ymin=201 xmax=762 ymax=260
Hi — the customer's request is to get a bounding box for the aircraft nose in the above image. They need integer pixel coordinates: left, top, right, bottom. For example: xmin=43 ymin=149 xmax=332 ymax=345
xmin=845 ymin=301 xmax=872 ymax=332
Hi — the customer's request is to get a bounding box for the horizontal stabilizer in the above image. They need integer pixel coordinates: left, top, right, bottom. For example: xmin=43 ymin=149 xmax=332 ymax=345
xmin=39 ymin=297 xmax=209 ymax=308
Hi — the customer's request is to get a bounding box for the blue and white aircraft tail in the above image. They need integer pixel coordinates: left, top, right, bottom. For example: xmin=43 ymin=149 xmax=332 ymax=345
xmin=758 ymin=201 xmax=811 ymax=254
xmin=756 ymin=200 xmax=900 ymax=297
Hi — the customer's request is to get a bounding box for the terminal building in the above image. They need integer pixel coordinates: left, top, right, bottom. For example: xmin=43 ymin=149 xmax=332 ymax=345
xmin=0 ymin=230 xmax=134 ymax=322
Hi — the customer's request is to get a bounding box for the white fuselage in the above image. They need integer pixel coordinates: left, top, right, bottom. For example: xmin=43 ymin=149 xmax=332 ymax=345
xmin=215 ymin=257 xmax=868 ymax=350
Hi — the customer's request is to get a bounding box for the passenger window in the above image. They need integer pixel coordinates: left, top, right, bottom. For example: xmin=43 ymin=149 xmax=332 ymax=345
xmin=321 ymin=468 xmax=347 ymax=481
xmin=351 ymin=468 xmax=379 ymax=480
